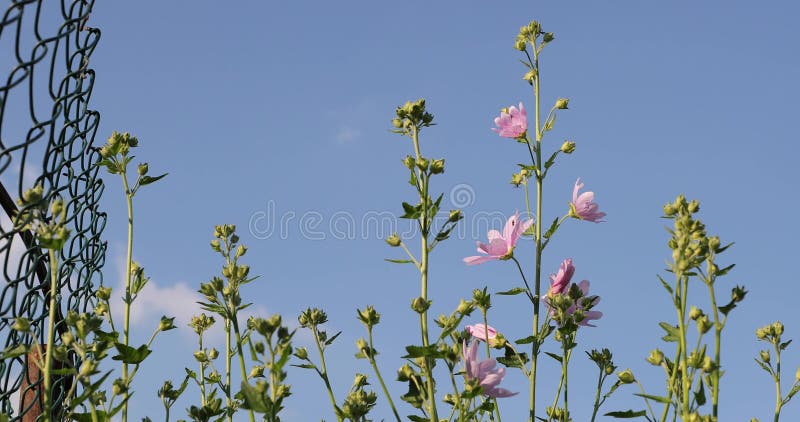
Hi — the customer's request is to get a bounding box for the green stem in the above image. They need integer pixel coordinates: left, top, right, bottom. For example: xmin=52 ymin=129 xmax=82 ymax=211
xmin=231 ymin=311 xmax=256 ymax=422
xmin=528 ymin=37 xmax=544 ymax=422
xmin=367 ymin=328 xmax=402 ymax=422
xmin=312 ymin=326 xmax=342 ymax=422
xmin=774 ymin=342 xmax=782 ymax=422
xmin=225 ymin=320 xmax=232 ymax=422
xmin=448 ymin=366 xmax=464 ymax=422
xmin=676 ymin=275 xmax=690 ymax=417
xmin=120 ymin=170 xmax=134 ymax=422
xmin=199 ymin=334 xmax=207 ymax=406
xmin=42 ymin=249 xmax=60 ymax=422
xmin=637 ymin=381 xmax=657 ymax=422
xmin=707 ymin=280 xmax=722 ymax=418
xmin=590 ymin=369 xmax=604 ymax=422
xmin=660 ymin=342 xmax=681 ymax=422
xmin=412 ymin=125 xmax=439 ymax=422
xmin=482 ymin=311 xmax=502 ymax=422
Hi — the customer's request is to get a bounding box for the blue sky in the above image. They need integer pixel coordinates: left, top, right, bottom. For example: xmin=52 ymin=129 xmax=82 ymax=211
xmin=80 ymin=1 xmax=800 ymax=420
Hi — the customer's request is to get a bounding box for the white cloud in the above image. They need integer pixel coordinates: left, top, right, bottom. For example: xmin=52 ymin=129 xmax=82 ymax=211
xmin=108 ymin=252 xmax=269 ymax=339
xmin=335 ymin=125 xmax=362 ymax=144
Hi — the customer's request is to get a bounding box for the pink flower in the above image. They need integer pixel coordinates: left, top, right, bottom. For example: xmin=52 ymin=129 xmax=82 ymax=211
xmin=463 ymin=211 xmax=533 ymax=265
xmin=492 ymin=102 xmax=528 ymax=139
xmin=463 ymin=341 xmax=517 ymax=398
xmin=547 ymin=258 xmax=575 ymax=297
xmin=568 ymin=280 xmax=603 ymax=327
xmin=465 ymin=324 xmax=497 ymax=342
xmin=570 ymin=178 xmax=606 ymax=223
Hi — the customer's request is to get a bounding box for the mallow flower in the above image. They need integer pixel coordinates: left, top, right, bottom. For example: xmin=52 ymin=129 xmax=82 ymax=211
xmin=569 ymin=178 xmax=606 ymax=223
xmin=463 ymin=341 xmax=517 ymax=398
xmin=465 ymin=323 xmax=497 ymax=342
xmin=492 ymin=102 xmax=527 ymax=139
xmin=547 ymin=258 xmax=575 ymax=297
xmin=569 ymin=280 xmax=603 ymax=327
xmin=463 ymin=211 xmax=532 ymax=265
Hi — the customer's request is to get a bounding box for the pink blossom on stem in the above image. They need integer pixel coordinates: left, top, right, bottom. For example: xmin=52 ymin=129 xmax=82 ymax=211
xmin=463 ymin=211 xmax=533 ymax=265
xmin=465 ymin=324 xmax=497 ymax=342
xmin=492 ymin=102 xmax=527 ymax=139
xmin=463 ymin=341 xmax=517 ymax=398
xmin=570 ymin=178 xmax=606 ymax=223
xmin=547 ymin=258 xmax=574 ymax=297
xmin=570 ymin=280 xmax=603 ymax=327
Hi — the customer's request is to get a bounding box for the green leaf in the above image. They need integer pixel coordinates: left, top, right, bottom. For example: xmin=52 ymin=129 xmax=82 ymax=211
xmin=325 ymin=330 xmax=342 ymax=346
xmin=715 ymin=263 xmax=736 ymax=277
xmin=718 ymin=300 xmax=737 ymax=316
xmin=633 ymin=393 xmax=672 ymax=404
xmin=656 ymin=275 xmax=673 ymax=295
xmin=408 ymin=416 xmax=429 ymax=422
xmin=400 ymin=202 xmax=421 ymax=219
xmin=754 ymin=358 xmax=774 ymax=376
xmin=402 ymin=345 xmax=442 ymax=359
xmin=780 ymin=339 xmax=792 ymax=351
xmin=543 ymin=150 xmax=559 ymax=170
xmin=139 ymin=173 xmax=168 ymax=186
xmin=694 ymin=379 xmax=706 ymax=406
xmin=658 ymin=322 xmax=679 ymax=343
xmin=514 ymin=336 xmax=536 ymax=345
xmin=239 ymin=381 xmax=269 ymax=413
xmin=291 ymin=363 xmax=316 ymax=370
xmin=385 ymin=258 xmax=414 ymax=264
xmin=544 ymin=352 xmax=563 ymax=363
xmin=497 ymin=287 xmax=528 ymax=296
xmin=0 ymin=344 xmax=28 ymax=360
xmin=112 ymin=342 xmax=152 ymax=364
xmin=543 ymin=217 xmax=560 ymax=239
xmin=604 ymin=409 xmax=648 ymax=418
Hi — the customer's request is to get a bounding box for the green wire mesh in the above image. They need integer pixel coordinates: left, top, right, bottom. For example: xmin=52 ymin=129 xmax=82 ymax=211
xmin=0 ymin=0 xmax=105 ymax=419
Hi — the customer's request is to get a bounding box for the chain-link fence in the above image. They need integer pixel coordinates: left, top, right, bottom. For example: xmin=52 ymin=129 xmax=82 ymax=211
xmin=0 ymin=0 xmax=105 ymax=419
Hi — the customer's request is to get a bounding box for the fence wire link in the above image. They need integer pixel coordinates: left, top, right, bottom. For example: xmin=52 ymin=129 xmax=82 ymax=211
xmin=0 ymin=0 xmax=105 ymax=420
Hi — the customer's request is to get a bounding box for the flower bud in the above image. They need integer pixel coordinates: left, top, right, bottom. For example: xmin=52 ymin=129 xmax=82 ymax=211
xmin=236 ymin=245 xmax=247 ymax=258
xmin=207 ymin=371 xmax=221 ymax=383
xmin=415 ymin=157 xmax=429 ymax=172
xmin=732 ymin=285 xmax=747 ymax=303
xmin=701 ymin=356 xmax=715 ymax=373
xmin=773 ymin=321 xmax=784 ymax=337
xmin=80 ymin=359 xmax=98 ymax=376
xmin=560 ymin=140 xmax=576 ymax=154
xmin=159 ymin=316 xmax=176 ymax=332
xmin=795 ymin=367 xmax=800 ymax=382
xmin=355 ymin=337 xmax=370 ymax=354
xmin=456 ymin=299 xmax=474 ymax=315
xmin=12 ymin=317 xmax=30 ymax=332
xmin=542 ymin=32 xmax=555 ymax=43
xmin=210 ymin=239 xmax=221 ymax=252
xmin=137 ymin=163 xmax=149 ymax=176
xmin=647 ymin=349 xmax=664 ymax=366
xmin=689 ymin=306 xmax=703 ymax=321
xmin=514 ymin=35 xmax=527 ymax=51
xmin=94 ymin=302 xmax=108 ymax=317
xmin=402 ymin=155 xmax=415 ymax=170
xmin=357 ymin=306 xmax=381 ymax=327
xmin=410 ymin=297 xmax=430 ymax=314
xmin=617 ymin=369 xmax=635 ymax=384
xmin=392 ymin=118 xmax=403 ymax=128
xmin=250 ymin=365 xmax=264 ymax=378
xmin=353 ymin=373 xmax=368 ymax=388
xmin=523 ymin=70 xmax=536 ymax=83
xmin=687 ymin=200 xmax=700 ymax=213
xmin=555 ymin=98 xmax=570 ymax=110
xmin=208 ymin=348 xmax=219 ymax=360
xmin=760 ymin=350 xmax=771 ymax=363
xmin=385 ymin=233 xmax=401 ymax=247
xmin=294 ymin=347 xmax=309 ymax=360
xmin=448 ymin=209 xmax=462 ymax=223
xmin=397 ymin=363 xmax=415 ymax=381
xmin=112 ymin=378 xmax=127 ymax=395
xmin=696 ymin=315 xmax=712 ymax=335
xmin=95 ymin=286 xmax=112 ymax=301
xmin=61 ymin=331 xmax=75 ymax=347
xmin=193 ymin=350 xmax=208 ymax=363
xmin=756 ymin=327 xmax=769 ymax=340
xmin=430 ymin=159 xmax=445 ymax=174
xmin=254 ymin=342 xmax=265 ymax=354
